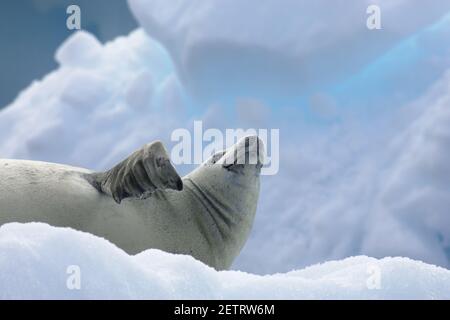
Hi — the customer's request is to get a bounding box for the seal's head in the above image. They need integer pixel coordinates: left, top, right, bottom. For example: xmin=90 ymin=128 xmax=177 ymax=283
xmin=184 ymin=135 xmax=264 ymax=268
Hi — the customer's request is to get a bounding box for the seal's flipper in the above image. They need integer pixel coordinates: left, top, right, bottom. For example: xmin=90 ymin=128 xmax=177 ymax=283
xmin=87 ymin=141 xmax=183 ymax=204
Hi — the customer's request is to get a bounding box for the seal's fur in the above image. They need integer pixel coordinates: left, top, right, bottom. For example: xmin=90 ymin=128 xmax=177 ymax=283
xmin=0 ymin=136 xmax=263 ymax=269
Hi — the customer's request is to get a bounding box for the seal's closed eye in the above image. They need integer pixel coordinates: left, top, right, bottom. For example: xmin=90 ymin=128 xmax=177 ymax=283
xmin=86 ymin=141 xmax=183 ymax=204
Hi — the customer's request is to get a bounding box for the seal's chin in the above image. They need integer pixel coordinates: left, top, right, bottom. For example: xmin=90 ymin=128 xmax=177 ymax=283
xmin=217 ymin=135 xmax=265 ymax=174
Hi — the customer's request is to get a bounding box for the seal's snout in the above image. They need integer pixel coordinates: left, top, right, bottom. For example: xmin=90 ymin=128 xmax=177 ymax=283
xmin=218 ymin=135 xmax=265 ymax=168
xmin=242 ymin=135 xmax=265 ymax=167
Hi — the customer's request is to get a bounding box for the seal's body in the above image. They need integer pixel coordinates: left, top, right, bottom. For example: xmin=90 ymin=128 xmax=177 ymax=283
xmin=0 ymin=136 xmax=263 ymax=269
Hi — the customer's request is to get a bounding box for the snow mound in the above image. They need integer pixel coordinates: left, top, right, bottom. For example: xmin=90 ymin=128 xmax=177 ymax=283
xmin=129 ymin=0 xmax=450 ymax=100
xmin=0 ymin=223 xmax=449 ymax=299
xmin=0 ymin=30 xmax=186 ymax=171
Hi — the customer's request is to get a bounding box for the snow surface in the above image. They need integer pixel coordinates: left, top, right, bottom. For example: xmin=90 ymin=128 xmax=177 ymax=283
xmin=1 ymin=2 xmax=450 ymax=276
xmin=1 ymin=223 xmax=449 ymax=299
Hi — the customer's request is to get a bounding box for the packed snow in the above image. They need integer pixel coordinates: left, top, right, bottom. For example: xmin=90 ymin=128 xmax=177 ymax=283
xmin=0 ymin=223 xmax=449 ymax=299
xmin=0 ymin=0 xmax=450 ymax=277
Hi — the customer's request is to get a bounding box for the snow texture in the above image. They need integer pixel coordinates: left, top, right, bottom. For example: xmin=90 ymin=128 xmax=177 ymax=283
xmin=1 ymin=223 xmax=449 ymax=299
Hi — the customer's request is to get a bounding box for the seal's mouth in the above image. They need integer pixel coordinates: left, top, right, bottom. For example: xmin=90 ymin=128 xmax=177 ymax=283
xmin=217 ymin=136 xmax=265 ymax=171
